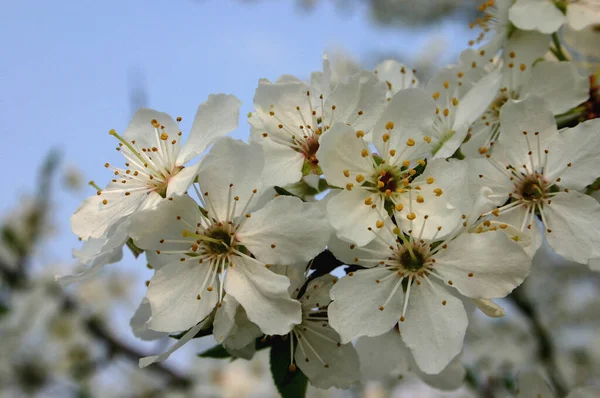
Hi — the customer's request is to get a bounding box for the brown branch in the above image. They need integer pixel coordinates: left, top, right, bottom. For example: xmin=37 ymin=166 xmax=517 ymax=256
xmin=508 ymin=286 xmax=568 ymax=397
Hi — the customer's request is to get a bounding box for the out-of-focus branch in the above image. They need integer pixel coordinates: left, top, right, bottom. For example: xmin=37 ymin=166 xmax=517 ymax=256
xmin=0 ymin=151 xmax=191 ymax=391
xmin=508 ymin=286 xmax=568 ymax=397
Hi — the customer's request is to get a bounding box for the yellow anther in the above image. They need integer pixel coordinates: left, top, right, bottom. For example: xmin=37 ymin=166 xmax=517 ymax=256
xmin=443 ymin=81 xmax=449 ymax=89
xmin=346 ymin=183 xmax=354 ymax=190
xmin=376 ymin=220 xmax=385 ymax=228
xmin=443 ymin=108 xmax=450 ymax=117
xmin=160 ymin=133 xmax=168 ymax=141
xmin=356 ymin=174 xmax=365 ymax=183
xmin=424 ymin=136 xmax=431 ymax=143
xmin=407 ymin=212 xmax=416 ymax=220
xmin=433 ymin=188 xmax=443 ymax=196
xmin=432 ymin=92 xmax=440 ymax=100
xmin=406 ymin=138 xmax=415 ymax=147
xmin=343 ymin=169 xmax=350 ymax=177
xmin=364 ymin=197 xmax=373 ymax=206
xmin=377 ymin=181 xmax=385 ymax=188
xmin=426 ymin=177 xmax=435 ymax=184
xmin=520 ymin=64 xmax=526 ymax=71
xmin=382 ymin=133 xmax=390 ymax=142
xmin=361 ymin=149 xmax=369 ymax=157
xmin=385 ymin=121 xmax=395 ymax=130
xmin=385 ymin=189 xmax=392 ymax=197
xmin=389 ymin=149 xmax=396 ymax=156
xmin=452 ymin=98 xmax=459 ymax=106
xmin=478 ymin=147 xmax=488 ymax=154
xmin=356 ymin=130 xmax=365 ymax=138
xmin=402 ymin=160 xmax=411 ymax=168
xmin=416 ymin=195 xmax=424 ymax=203
xmin=417 ymin=159 xmax=425 ymax=166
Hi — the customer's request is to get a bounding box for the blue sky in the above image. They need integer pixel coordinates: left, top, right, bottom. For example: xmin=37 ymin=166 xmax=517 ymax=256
xmin=0 ymin=0 xmax=472 ymax=370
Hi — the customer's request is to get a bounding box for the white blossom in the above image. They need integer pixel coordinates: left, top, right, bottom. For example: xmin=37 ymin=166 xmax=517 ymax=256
xmin=469 ymin=96 xmax=600 ymax=264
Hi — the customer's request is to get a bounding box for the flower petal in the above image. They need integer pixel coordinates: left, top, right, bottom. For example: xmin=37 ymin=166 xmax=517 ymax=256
xmin=196 ymin=137 xmax=265 ymax=221
xmin=543 ymin=192 xmax=600 ymax=264
xmin=130 ymin=298 xmax=167 ymax=341
xmin=295 ymin=323 xmax=360 ymax=389
xmin=329 ymin=267 xmax=404 ymax=343
xmin=372 ymin=88 xmax=436 ymax=160
xmin=176 ymin=94 xmax=242 ymax=165
xmin=124 ymin=108 xmax=180 ymax=154
xmin=545 ymin=119 xmax=600 ymax=191
xmin=238 ymin=196 xmax=331 ymax=265
xmin=509 ymin=0 xmax=566 ymax=34
xmin=326 ymin=189 xmax=385 ymax=246
xmin=316 ymin=122 xmax=375 ymax=188
xmin=522 ymin=61 xmax=589 ymax=115
xmin=355 ymin=330 xmax=411 ymax=380
xmin=398 ymin=280 xmax=467 ymax=374
xmin=146 ymin=260 xmax=218 ymax=332
xmin=434 ymin=231 xmax=532 ymax=299
xmin=225 ymin=255 xmax=301 ymax=335
xmin=323 ymin=72 xmax=387 ymax=133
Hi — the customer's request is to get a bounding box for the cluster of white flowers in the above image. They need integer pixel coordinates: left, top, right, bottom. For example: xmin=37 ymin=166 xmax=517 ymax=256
xmin=64 ymin=1 xmax=600 ymax=393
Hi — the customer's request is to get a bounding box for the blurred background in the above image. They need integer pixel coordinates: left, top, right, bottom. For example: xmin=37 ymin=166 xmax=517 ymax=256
xmin=1 ymin=1 xmax=599 ymax=397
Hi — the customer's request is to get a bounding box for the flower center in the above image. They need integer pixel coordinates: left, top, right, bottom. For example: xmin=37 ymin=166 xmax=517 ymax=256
xmin=516 ymin=175 xmax=549 ymax=203
xmin=206 ymin=227 xmax=234 ymax=255
xmin=399 ymin=248 xmax=426 ymax=272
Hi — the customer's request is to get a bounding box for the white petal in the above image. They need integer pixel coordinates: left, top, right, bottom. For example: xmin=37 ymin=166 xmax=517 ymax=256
xmin=545 ymin=119 xmax=600 ymax=191
xmin=295 ymin=323 xmax=360 ymax=389
xmin=452 ymin=70 xmax=502 ymax=137
xmin=509 ymin=0 xmax=566 ymax=33
xmin=166 ymin=161 xmax=202 ymax=197
xmin=414 ymin=355 xmax=467 ymax=391
xmin=543 ymin=192 xmax=600 ymax=264
xmin=327 ymin=227 xmax=394 ymax=267
xmin=71 ymin=182 xmax=146 ymax=239
xmin=374 ymin=60 xmax=419 ymax=98
xmin=225 ymin=256 xmax=301 ymax=335
xmin=323 ymin=72 xmax=387 ymax=133
xmin=146 ymin=260 xmax=218 ymax=332
xmin=398 ymin=159 xmax=470 ymax=240
xmin=239 ymin=196 xmax=331 ymax=265
xmin=567 ymin=3 xmax=600 ymax=30
xmin=497 ymin=97 xmax=557 ymax=169
xmin=196 ymin=137 xmax=265 ymax=221
xmin=589 ymin=258 xmax=600 ymax=272
xmin=300 ymin=274 xmax=337 ymax=309
xmin=434 ymin=231 xmax=532 ymax=299
xmin=329 ymin=267 xmax=405 ymax=343
xmin=503 ymin=30 xmax=551 ymax=69
xmin=372 ymin=88 xmax=436 ymax=160
xmin=522 ymin=61 xmax=589 ymax=115
xmin=472 ymin=298 xmax=506 ymax=318
xmin=176 ymin=94 xmax=242 ymax=164
xmin=214 ymin=295 xmax=262 ymax=350
xmin=60 ymin=220 xmax=128 ymax=286
xmin=398 ymin=280 xmax=467 ymax=374
xmin=250 ymin=132 xmax=304 ymax=187
xmin=130 ymin=298 xmax=167 ymax=341
xmin=124 ymin=108 xmax=180 ymax=154
xmin=467 ymin=158 xmax=513 ymax=207
xmin=355 ymin=330 xmax=411 ymax=380
xmin=316 ymin=122 xmax=375 ymax=188
xmin=128 ymin=194 xmax=202 ymax=253
xmin=326 ymin=189 xmax=385 ymax=246
xmin=139 ymin=321 xmax=205 ymax=368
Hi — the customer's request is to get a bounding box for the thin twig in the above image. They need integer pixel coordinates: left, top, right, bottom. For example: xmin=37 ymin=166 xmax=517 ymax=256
xmin=508 ymin=286 xmax=568 ymax=397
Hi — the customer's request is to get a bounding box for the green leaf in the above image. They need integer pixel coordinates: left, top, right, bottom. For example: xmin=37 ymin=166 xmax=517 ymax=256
xmin=126 ymin=238 xmax=144 ymax=258
xmin=270 ymin=337 xmax=308 ymax=398
xmin=274 ymin=186 xmax=305 ymax=201
xmin=169 ymin=324 xmax=213 ymax=340
xmin=198 ymin=344 xmax=231 ymax=359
